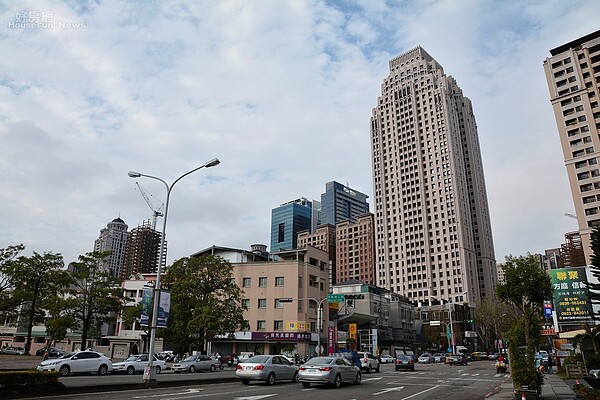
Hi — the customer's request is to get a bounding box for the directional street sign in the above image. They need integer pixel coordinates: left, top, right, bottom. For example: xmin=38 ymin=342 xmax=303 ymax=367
xmin=327 ymin=294 xmax=345 ymax=303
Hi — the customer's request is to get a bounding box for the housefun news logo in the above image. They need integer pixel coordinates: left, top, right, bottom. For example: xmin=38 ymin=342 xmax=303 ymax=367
xmin=8 ymin=10 xmax=87 ymax=29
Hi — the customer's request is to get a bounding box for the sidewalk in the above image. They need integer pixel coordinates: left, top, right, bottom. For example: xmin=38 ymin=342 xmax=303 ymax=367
xmin=486 ymin=372 xmax=583 ymax=399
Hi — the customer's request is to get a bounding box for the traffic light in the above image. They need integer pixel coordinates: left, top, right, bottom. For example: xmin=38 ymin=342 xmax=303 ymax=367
xmin=345 ymin=294 xmax=365 ymax=300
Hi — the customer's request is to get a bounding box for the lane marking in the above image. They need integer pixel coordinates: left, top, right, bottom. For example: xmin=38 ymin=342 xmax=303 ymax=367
xmin=373 ymin=386 xmax=404 ymax=396
xmin=399 ymin=385 xmax=440 ymax=399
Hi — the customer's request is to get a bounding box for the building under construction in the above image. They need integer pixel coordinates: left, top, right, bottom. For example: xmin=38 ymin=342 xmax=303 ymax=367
xmin=120 ymin=220 xmax=162 ymax=279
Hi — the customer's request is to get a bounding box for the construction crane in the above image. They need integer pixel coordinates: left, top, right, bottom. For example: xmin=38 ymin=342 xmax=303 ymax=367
xmin=134 ymin=182 xmax=164 ymax=230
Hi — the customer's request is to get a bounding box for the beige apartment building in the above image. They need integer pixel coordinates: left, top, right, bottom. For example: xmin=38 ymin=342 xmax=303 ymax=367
xmin=544 ymin=29 xmax=600 ymax=266
xmin=336 ymin=213 xmax=376 ymax=285
xmin=297 ymin=224 xmax=336 ymax=288
xmin=370 ymin=47 xmax=497 ymax=305
xmin=195 ymin=246 xmax=330 ymax=357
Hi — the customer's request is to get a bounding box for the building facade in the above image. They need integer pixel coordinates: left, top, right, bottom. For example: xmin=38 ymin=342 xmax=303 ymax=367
xmin=270 ymin=198 xmax=313 ymax=253
xmin=544 ymin=30 xmax=600 ymax=266
xmin=370 ymin=47 xmax=497 ymax=304
xmin=93 ymin=217 xmax=130 ymax=277
xmin=320 ymin=181 xmax=369 ymax=226
xmin=336 ymin=213 xmax=376 ymax=285
xmin=297 ymin=224 xmax=337 ymax=288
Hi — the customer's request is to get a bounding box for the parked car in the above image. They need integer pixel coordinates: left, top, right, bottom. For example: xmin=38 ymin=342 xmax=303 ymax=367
xmin=379 ymin=355 xmax=395 ymax=364
xmin=418 ymin=353 xmax=433 ymax=363
xmin=35 ymin=347 xmax=66 ymax=357
xmin=488 ymin=353 xmax=499 ymax=360
xmin=395 ymin=355 xmax=415 ymax=371
xmin=298 ymin=356 xmax=361 ymax=388
xmin=112 ymin=354 xmax=166 ymax=375
xmin=473 ymin=352 xmax=488 ymax=361
xmin=235 ymin=354 xmax=299 ymax=385
xmin=432 ymin=353 xmax=446 ymax=363
xmin=221 ymin=353 xmax=239 ymax=366
xmin=357 ymin=352 xmax=380 ymax=373
xmin=1 ymin=346 xmax=26 ymax=355
xmin=37 ymin=350 xmax=112 ymax=376
xmin=172 ymin=354 xmax=219 ymax=373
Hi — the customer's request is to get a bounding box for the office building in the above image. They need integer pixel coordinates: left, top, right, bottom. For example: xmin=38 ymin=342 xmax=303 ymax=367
xmin=270 ymin=198 xmax=313 ymax=253
xmin=93 ymin=217 xmax=130 ymax=277
xmin=370 ymin=47 xmax=497 ymax=304
xmin=297 ymin=224 xmax=336 ymax=288
xmin=336 ymin=213 xmax=376 ymax=285
xmin=543 ymin=30 xmax=600 ymax=265
xmin=320 ymin=181 xmax=369 ymax=226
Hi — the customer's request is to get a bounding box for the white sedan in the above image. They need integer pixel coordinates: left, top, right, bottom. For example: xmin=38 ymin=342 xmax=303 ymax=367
xmin=112 ymin=354 xmax=166 ymax=375
xmin=37 ymin=350 xmax=112 ymax=376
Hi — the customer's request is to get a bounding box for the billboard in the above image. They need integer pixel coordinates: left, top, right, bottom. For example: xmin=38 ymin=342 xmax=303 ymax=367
xmin=548 ymin=267 xmax=593 ymax=323
xmin=140 ymin=287 xmax=152 ymax=327
xmin=157 ymin=290 xmax=171 ymax=328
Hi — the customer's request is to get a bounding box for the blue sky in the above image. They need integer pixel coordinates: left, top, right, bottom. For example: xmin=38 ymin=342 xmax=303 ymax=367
xmin=0 ymin=0 xmax=598 ymax=267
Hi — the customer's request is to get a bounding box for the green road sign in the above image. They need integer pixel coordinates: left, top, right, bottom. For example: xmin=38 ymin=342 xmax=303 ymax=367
xmin=327 ymin=294 xmax=345 ymax=303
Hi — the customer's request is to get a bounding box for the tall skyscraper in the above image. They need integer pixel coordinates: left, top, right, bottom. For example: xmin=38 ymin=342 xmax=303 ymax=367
xmin=320 ymin=181 xmax=369 ymax=226
xmin=93 ymin=217 xmax=130 ymax=277
xmin=370 ymin=47 xmax=496 ymax=304
xmin=270 ymin=197 xmax=313 ymax=253
xmin=543 ymin=30 xmax=600 ymax=266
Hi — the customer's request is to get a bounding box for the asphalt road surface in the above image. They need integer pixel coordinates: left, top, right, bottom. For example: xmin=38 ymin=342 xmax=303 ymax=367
xmin=12 ymin=360 xmax=510 ymax=400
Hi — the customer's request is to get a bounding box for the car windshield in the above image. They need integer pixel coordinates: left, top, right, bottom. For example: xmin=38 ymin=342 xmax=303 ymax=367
xmin=306 ymin=357 xmax=334 ymax=365
xmin=183 ymin=356 xmax=197 ymax=362
xmin=398 ymin=355 xmax=411 ymax=361
xmin=243 ymin=355 xmax=269 ymax=364
xmin=60 ymin=353 xmax=76 ymax=359
xmin=124 ymin=356 xmax=139 ymax=361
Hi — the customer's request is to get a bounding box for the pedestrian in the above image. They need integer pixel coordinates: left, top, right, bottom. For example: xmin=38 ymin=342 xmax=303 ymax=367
xmin=547 ymin=354 xmax=554 ymax=374
xmin=42 ymin=349 xmax=49 ymax=361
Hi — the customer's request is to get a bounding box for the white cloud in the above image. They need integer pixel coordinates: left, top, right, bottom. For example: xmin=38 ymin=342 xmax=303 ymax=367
xmin=0 ymin=0 xmax=597 ymax=267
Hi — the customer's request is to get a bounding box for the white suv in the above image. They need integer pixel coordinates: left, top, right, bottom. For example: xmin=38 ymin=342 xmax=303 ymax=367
xmin=37 ymin=350 xmax=112 ymax=376
xmin=357 ymin=352 xmax=380 ymax=373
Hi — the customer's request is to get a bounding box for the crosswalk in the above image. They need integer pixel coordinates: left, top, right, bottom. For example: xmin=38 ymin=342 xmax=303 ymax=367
xmin=381 ymin=370 xmax=508 ymax=379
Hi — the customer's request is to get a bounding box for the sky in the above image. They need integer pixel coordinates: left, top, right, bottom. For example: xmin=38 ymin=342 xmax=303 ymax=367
xmin=0 ymin=0 xmax=599 ymax=268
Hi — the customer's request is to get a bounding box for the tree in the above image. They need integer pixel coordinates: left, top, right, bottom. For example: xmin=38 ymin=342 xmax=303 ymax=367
xmin=474 ymin=298 xmax=520 ymax=352
xmin=589 ymin=226 xmax=600 ymax=321
xmin=64 ymin=251 xmax=127 ymax=350
xmin=43 ymin=293 xmax=77 ymax=347
xmin=0 ymin=244 xmax=25 ymax=318
xmin=496 ymin=253 xmax=552 ymax=393
xmin=162 ymin=255 xmax=248 ymax=354
xmin=4 ymin=251 xmax=68 ymax=354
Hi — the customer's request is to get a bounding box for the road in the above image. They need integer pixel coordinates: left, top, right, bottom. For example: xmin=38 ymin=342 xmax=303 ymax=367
xmin=16 ymin=360 xmax=510 ymax=400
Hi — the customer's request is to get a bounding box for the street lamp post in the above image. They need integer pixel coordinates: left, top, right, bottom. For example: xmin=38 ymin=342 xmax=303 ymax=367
xmin=128 ymin=158 xmax=220 ymax=383
xmin=280 ymin=297 xmax=327 ymax=356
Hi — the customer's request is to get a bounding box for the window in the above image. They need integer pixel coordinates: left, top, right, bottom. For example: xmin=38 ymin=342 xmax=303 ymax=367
xmin=259 ymin=277 xmax=267 ymax=287
xmin=257 ymin=320 xmax=266 ymax=331
xmin=275 ymin=277 xmax=284 ymax=286
xmin=275 ymin=299 xmax=284 ymax=308
xmin=242 ymin=278 xmax=251 ymax=288
xmin=242 ymin=299 xmax=250 ymax=309
xmin=258 ymin=299 xmax=267 ymax=309
xmin=274 ymin=320 xmax=284 ymax=330
xmin=278 ymin=223 xmax=285 ymax=243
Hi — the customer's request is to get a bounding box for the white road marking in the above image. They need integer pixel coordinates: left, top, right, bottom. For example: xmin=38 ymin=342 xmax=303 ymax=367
xmin=399 ymin=385 xmax=440 ymax=399
xmin=363 ymin=377 xmax=384 ymax=381
xmin=132 ymin=388 xmax=202 ymax=398
xmin=373 ymin=386 xmax=404 ymax=396
xmin=234 ymin=395 xmax=278 ymax=400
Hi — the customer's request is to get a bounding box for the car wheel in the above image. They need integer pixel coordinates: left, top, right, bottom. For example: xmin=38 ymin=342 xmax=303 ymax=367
xmin=266 ymin=372 xmax=275 ymax=386
xmin=241 ymin=379 xmax=250 ymax=385
xmin=155 ymin=366 xmax=161 ymax=375
xmin=395 ymin=367 xmax=399 ymax=371
xmin=302 ymin=382 xmax=311 ymax=388
xmin=292 ymin=371 xmax=299 ymax=383
xmin=126 ymin=366 xmax=135 ymax=375
xmin=59 ymin=365 xmax=70 ymax=376
xmin=354 ymin=372 xmax=362 ymax=385
xmin=411 ymin=366 xmax=415 ymax=371
xmin=333 ymin=374 xmax=342 ymax=388
xmin=98 ymin=364 xmax=108 ymax=375
xmin=189 ymin=366 xmax=196 ymax=373
xmin=210 ymin=364 xmax=216 ymax=372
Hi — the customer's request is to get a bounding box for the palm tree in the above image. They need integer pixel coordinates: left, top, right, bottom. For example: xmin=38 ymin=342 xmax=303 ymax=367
xmin=573 ymin=323 xmax=600 ymax=354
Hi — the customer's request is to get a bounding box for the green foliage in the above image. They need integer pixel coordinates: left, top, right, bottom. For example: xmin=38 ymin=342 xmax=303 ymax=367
xmin=0 ymin=370 xmax=62 ymax=389
xmin=162 ymin=255 xmax=248 ymax=354
xmin=589 ymin=226 xmax=600 ymax=321
xmin=4 ymin=251 xmax=68 ymax=354
xmin=573 ymin=384 xmax=600 ymax=400
xmin=64 ymin=251 xmax=128 ymax=349
xmin=0 ymin=244 xmax=26 ymax=319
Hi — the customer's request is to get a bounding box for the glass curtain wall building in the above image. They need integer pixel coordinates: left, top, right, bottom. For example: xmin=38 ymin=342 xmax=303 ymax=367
xmin=320 ymin=181 xmax=369 ymax=226
xmin=270 ymin=198 xmax=313 ymax=253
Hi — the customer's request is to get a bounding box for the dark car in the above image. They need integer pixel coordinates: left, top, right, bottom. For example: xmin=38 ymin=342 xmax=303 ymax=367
xmin=35 ymin=347 xmax=66 ymax=357
xmin=448 ymin=354 xmax=467 ymax=365
xmin=395 ymin=355 xmax=415 ymax=371
xmin=221 ymin=353 xmax=239 ymax=366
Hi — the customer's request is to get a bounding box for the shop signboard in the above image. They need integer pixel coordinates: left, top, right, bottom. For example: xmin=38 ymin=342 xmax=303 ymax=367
xmin=548 ymin=267 xmax=593 ymax=323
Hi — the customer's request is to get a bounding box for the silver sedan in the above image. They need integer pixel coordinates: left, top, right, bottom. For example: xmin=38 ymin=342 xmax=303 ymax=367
xmin=298 ymin=356 xmax=362 ymax=388
xmin=172 ymin=354 xmax=218 ymax=373
xmin=235 ymin=355 xmax=299 ymax=385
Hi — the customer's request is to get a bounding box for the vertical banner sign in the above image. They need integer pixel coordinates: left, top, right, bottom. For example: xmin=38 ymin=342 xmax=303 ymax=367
xmin=543 ymin=300 xmax=553 ymax=317
xmin=328 ymin=327 xmax=336 ymax=355
xmin=349 ymin=323 xmax=357 ymax=350
xmin=140 ymin=288 xmax=152 ymax=327
xmin=548 ymin=267 xmax=593 ymax=322
xmin=371 ymin=329 xmax=378 ymax=355
xmin=157 ymin=290 xmax=171 ymax=328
